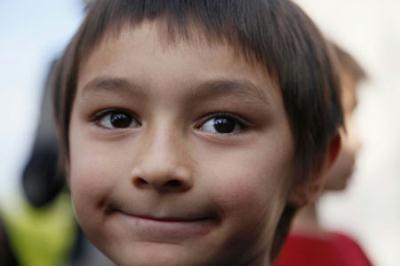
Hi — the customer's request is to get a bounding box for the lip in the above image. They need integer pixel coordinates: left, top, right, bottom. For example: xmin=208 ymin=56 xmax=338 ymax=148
xmin=111 ymin=210 xmax=217 ymax=242
xmin=128 ymin=213 xmax=210 ymax=222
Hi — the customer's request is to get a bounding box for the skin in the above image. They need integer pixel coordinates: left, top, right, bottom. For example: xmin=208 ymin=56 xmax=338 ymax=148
xmin=68 ymin=22 xmax=328 ymax=266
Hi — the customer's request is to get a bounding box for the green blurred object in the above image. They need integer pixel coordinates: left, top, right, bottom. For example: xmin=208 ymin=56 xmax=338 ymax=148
xmin=2 ymin=194 xmax=75 ymax=266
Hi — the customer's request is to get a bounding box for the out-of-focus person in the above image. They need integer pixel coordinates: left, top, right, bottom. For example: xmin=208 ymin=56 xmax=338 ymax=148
xmin=273 ymin=42 xmax=373 ymax=266
xmin=0 ymin=215 xmax=19 ymax=266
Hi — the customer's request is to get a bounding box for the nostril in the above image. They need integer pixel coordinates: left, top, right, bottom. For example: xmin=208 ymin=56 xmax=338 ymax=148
xmin=166 ymin=179 xmax=182 ymax=188
xmin=133 ymin=177 xmax=149 ymax=188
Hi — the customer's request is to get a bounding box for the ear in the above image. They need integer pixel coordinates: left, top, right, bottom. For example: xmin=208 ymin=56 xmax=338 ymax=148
xmin=289 ymin=133 xmax=341 ymax=207
xmin=61 ymin=157 xmax=71 ymax=188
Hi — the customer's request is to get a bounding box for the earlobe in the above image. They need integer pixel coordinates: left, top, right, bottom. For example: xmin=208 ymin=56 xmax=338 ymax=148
xmin=288 ymin=133 xmax=342 ymax=207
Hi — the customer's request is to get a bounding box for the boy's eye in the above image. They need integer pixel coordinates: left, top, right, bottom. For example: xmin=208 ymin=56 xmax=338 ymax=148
xmin=199 ymin=114 xmax=247 ymax=134
xmin=95 ymin=110 xmax=140 ymax=129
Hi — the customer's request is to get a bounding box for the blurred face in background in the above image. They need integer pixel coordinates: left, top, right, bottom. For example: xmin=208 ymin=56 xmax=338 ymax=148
xmin=324 ymin=69 xmax=362 ymax=191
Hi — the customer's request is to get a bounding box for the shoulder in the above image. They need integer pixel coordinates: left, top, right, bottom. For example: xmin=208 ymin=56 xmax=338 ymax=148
xmin=330 ymin=231 xmax=374 ymax=266
xmin=273 ymin=233 xmax=345 ymax=266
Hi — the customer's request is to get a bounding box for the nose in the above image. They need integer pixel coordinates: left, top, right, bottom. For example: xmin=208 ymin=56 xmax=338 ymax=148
xmin=131 ymin=130 xmax=193 ymax=193
xmin=132 ymin=166 xmax=193 ymax=193
xmin=346 ymin=120 xmax=363 ymax=155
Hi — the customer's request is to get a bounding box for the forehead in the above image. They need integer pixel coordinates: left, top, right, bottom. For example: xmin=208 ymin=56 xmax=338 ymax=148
xmin=340 ymin=69 xmax=358 ymax=114
xmin=80 ymin=20 xmax=267 ymax=72
xmin=77 ymin=21 xmax=281 ymax=105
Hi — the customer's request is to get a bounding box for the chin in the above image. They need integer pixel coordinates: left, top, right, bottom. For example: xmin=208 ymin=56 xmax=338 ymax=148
xmin=104 ymin=242 xmax=216 ymax=266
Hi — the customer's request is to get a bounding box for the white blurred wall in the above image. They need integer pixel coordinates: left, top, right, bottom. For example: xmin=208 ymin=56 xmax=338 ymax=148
xmin=293 ymin=1 xmax=400 ymax=266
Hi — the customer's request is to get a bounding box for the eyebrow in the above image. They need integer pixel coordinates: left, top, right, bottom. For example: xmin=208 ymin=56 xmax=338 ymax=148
xmin=80 ymin=77 xmax=147 ymax=99
xmin=189 ymin=79 xmax=272 ymax=106
xmin=79 ymin=76 xmax=272 ymax=106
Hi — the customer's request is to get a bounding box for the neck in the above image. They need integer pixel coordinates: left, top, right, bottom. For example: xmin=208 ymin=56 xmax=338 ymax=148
xmin=291 ymin=202 xmax=324 ymax=235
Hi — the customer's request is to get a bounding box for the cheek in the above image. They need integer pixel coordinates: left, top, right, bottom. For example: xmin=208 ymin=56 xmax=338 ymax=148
xmin=198 ymin=147 xmax=293 ymax=259
xmin=69 ymin=141 xmax=104 ymax=222
xmin=68 ymin=126 xmax=131 ymax=225
xmin=212 ymin=162 xmax=288 ymax=215
xmin=202 ymin=143 xmax=293 ymax=232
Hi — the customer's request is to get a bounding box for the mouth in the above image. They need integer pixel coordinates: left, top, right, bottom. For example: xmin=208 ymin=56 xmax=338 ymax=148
xmin=125 ymin=213 xmax=213 ymax=223
xmin=106 ymin=208 xmax=218 ymax=242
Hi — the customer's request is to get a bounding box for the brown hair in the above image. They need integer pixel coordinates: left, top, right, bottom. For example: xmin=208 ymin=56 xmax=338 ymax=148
xmin=53 ymin=0 xmax=343 ymax=260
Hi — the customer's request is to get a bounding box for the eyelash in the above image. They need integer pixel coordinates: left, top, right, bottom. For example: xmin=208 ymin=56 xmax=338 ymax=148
xmin=91 ymin=109 xmax=251 ymax=135
xmin=195 ymin=112 xmax=250 ymax=135
xmin=92 ymin=108 xmax=140 ymax=130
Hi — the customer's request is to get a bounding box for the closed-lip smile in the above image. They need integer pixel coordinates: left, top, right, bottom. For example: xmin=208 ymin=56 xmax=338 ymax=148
xmin=109 ymin=208 xmax=218 ymax=242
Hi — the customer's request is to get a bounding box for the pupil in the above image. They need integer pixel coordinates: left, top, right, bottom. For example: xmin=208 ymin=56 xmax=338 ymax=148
xmin=214 ymin=117 xmax=235 ymax=133
xmin=110 ymin=113 xmax=132 ymax=128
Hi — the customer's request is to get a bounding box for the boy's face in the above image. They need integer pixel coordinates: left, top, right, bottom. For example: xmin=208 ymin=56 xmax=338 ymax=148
xmin=69 ymin=22 xmax=296 ymax=265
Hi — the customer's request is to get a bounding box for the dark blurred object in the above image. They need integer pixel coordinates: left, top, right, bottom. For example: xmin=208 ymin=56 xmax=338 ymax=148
xmin=0 ymin=216 xmax=19 ymax=266
xmin=21 ymin=139 xmax=64 ymax=207
xmin=21 ymin=60 xmax=65 ymax=208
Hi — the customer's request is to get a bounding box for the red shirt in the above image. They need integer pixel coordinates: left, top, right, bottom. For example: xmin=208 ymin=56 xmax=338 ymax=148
xmin=273 ymin=232 xmax=373 ymax=266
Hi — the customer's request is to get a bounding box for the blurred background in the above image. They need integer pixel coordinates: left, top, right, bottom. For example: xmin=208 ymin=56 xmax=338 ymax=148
xmin=0 ymin=0 xmax=399 ymax=265
xmin=293 ymin=1 xmax=400 ymax=266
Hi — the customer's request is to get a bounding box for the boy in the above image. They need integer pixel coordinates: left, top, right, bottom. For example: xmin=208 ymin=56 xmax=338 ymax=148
xmin=273 ymin=44 xmax=372 ymax=266
xmin=53 ymin=0 xmax=343 ymax=265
